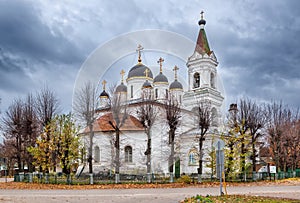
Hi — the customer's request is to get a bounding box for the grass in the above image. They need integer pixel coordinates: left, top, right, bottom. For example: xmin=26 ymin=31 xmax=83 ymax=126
xmin=181 ymin=195 xmax=300 ymax=203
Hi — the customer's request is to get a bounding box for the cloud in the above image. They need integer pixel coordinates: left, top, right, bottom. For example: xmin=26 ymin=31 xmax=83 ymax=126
xmin=1 ymin=0 xmax=300 ymax=115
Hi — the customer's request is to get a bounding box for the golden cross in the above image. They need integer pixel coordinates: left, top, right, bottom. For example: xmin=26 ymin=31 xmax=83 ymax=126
xmin=157 ymin=57 xmax=164 ymax=73
xmin=173 ymin=65 xmax=179 ymax=80
xmin=102 ymin=80 xmax=107 ymax=90
xmin=200 ymin=11 xmax=204 ymax=20
xmin=144 ymin=68 xmax=150 ymax=78
xmin=136 ymin=44 xmax=144 ymax=63
xmin=120 ymin=69 xmax=125 ymax=82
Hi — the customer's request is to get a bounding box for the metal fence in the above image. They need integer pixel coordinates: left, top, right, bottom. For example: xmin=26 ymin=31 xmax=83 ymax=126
xmin=11 ymin=170 xmax=300 ymax=185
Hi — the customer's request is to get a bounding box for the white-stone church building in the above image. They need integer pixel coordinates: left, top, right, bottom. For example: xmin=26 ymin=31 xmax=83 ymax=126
xmin=81 ymin=14 xmax=224 ymax=177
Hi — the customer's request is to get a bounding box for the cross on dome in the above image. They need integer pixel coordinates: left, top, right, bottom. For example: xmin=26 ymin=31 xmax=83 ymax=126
xmin=136 ymin=44 xmax=144 ymax=63
xmin=120 ymin=69 xmax=125 ymax=82
xmin=200 ymin=11 xmax=204 ymax=20
xmin=173 ymin=65 xmax=179 ymax=80
xmin=144 ymin=68 xmax=150 ymax=78
xmin=157 ymin=57 xmax=164 ymax=73
xmin=102 ymin=80 xmax=107 ymax=90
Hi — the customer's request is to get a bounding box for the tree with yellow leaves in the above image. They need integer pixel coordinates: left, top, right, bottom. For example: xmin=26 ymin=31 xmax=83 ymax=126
xmin=28 ymin=114 xmax=82 ymax=175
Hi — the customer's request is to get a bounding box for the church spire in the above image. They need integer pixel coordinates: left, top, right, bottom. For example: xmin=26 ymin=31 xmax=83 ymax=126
xmin=157 ymin=57 xmax=164 ymax=73
xmin=136 ymin=44 xmax=144 ymax=63
xmin=195 ymin=11 xmax=211 ymax=55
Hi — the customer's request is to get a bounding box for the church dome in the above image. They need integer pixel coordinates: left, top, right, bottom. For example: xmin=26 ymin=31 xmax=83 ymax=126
xmin=127 ymin=63 xmax=153 ymax=80
xmin=154 ymin=73 xmax=168 ymax=84
xmin=116 ymin=82 xmax=127 ymax=93
xmin=169 ymin=80 xmax=183 ymax=90
xmin=142 ymin=80 xmax=152 ymax=89
xmin=100 ymin=90 xmax=109 ymax=98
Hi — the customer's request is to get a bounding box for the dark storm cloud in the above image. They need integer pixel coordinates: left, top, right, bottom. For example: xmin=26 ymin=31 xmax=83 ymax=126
xmin=210 ymin=1 xmax=300 ymax=107
xmin=0 ymin=1 xmax=83 ymax=64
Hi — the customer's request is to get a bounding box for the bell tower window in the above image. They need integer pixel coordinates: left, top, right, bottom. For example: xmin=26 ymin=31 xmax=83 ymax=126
xmin=193 ymin=72 xmax=200 ymax=88
xmin=210 ymin=72 xmax=215 ymax=89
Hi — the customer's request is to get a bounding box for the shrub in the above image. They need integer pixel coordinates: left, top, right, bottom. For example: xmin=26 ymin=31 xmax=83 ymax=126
xmin=177 ymin=175 xmax=192 ymax=184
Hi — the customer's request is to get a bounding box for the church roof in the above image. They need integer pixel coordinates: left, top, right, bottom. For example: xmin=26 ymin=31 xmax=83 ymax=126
xmin=142 ymin=80 xmax=152 ymax=89
xmin=169 ymin=79 xmax=183 ymax=90
xmin=127 ymin=63 xmax=153 ymax=80
xmin=115 ymin=82 xmax=127 ymax=93
xmin=195 ymin=14 xmax=212 ymax=55
xmin=100 ymin=90 xmax=109 ymax=98
xmin=83 ymin=113 xmax=144 ymax=133
xmin=154 ymin=72 xmax=168 ymax=84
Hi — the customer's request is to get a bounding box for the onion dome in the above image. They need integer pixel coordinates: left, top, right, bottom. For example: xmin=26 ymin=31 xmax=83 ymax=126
xmin=142 ymin=68 xmax=152 ymax=89
xmin=154 ymin=57 xmax=168 ymax=84
xmin=127 ymin=63 xmax=153 ymax=79
xmin=116 ymin=69 xmax=127 ymax=93
xmin=169 ymin=80 xmax=183 ymax=90
xmin=127 ymin=44 xmax=153 ymax=81
xmin=100 ymin=80 xmax=109 ymax=98
xmin=169 ymin=65 xmax=183 ymax=90
xmin=154 ymin=73 xmax=168 ymax=83
xmin=142 ymin=80 xmax=152 ymax=89
xmin=198 ymin=11 xmax=206 ymax=26
xmin=116 ymin=82 xmax=127 ymax=93
xmin=100 ymin=90 xmax=109 ymax=98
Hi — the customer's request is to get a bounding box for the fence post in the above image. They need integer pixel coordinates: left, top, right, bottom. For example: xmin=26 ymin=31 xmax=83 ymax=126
xmin=89 ymin=173 xmax=94 ymax=185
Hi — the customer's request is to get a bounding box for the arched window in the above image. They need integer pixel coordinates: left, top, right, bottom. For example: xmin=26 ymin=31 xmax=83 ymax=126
xmin=155 ymin=88 xmax=158 ymax=99
xmin=165 ymin=89 xmax=168 ymax=99
xmin=210 ymin=72 xmax=215 ymax=89
xmin=94 ymin=146 xmax=100 ymax=163
xmin=188 ymin=149 xmax=198 ymax=165
xmin=130 ymin=85 xmax=133 ymax=98
xmin=193 ymin=72 xmax=200 ymax=88
xmin=125 ymin=146 xmax=132 ymax=163
xmin=211 ymin=107 xmax=218 ymax=126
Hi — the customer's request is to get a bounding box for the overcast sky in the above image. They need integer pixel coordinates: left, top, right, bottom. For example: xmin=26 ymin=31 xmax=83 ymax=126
xmin=1 ymin=0 xmax=300 ymax=115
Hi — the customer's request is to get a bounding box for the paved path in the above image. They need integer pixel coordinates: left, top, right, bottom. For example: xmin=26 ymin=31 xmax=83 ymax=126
xmin=0 ymin=185 xmax=299 ymax=203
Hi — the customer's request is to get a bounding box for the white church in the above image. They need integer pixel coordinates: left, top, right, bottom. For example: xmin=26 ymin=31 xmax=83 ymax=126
xmin=81 ymin=13 xmax=224 ymax=178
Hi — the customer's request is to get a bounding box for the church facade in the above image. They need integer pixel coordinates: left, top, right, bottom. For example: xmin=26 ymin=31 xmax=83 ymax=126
xmin=81 ymin=14 xmax=224 ymax=177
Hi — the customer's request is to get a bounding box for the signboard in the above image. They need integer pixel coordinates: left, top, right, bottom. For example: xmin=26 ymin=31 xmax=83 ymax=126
xmin=269 ymin=166 xmax=276 ymax=174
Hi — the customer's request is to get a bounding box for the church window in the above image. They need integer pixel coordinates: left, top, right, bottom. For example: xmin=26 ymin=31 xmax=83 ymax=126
xmin=210 ymin=73 xmax=215 ymax=89
xmin=165 ymin=89 xmax=168 ymax=99
xmin=125 ymin=146 xmax=133 ymax=163
xmin=94 ymin=146 xmax=100 ymax=163
xmin=193 ymin=72 xmax=200 ymax=88
xmin=131 ymin=85 xmax=133 ymax=98
xmin=188 ymin=149 xmax=198 ymax=165
xmin=211 ymin=107 xmax=218 ymax=126
xmin=155 ymin=88 xmax=158 ymax=99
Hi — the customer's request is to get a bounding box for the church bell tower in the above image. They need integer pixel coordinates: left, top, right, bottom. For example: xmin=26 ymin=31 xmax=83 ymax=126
xmin=183 ymin=12 xmax=224 ymax=126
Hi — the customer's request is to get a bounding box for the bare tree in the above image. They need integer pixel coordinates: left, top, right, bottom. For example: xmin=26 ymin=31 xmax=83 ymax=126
xmin=73 ymin=81 xmax=97 ymax=174
xmin=107 ymin=87 xmax=128 ymax=183
xmin=246 ymin=99 xmax=265 ymax=176
xmin=194 ymin=100 xmax=212 ymax=182
xmin=22 ymin=94 xmax=39 ymax=172
xmin=2 ymin=99 xmax=24 ymax=172
xmin=266 ymin=101 xmax=292 ymax=172
xmin=284 ymin=119 xmax=300 ymax=171
xmin=164 ymin=94 xmax=181 ymax=182
xmin=136 ymin=90 xmax=157 ymax=183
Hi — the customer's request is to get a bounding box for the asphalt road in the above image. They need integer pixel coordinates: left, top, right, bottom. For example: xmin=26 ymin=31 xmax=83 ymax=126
xmin=0 ymin=185 xmax=300 ymax=203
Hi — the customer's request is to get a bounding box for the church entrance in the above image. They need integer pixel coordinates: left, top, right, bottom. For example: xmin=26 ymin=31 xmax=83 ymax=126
xmin=175 ymin=158 xmax=180 ymax=178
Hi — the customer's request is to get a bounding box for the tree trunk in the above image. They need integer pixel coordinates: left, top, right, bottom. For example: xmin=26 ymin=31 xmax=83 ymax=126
xmin=198 ymin=136 xmax=204 ymax=183
xmin=146 ymin=130 xmax=152 ymax=183
xmin=115 ymin=129 xmax=120 ymax=183
xmin=252 ymin=140 xmax=256 ymax=172
xmin=169 ymin=130 xmax=175 ymax=183
xmin=88 ymin=125 xmax=94 ymax=174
